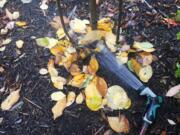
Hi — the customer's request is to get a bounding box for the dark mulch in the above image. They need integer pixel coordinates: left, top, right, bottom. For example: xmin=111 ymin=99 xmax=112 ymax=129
xmin=0 ymin=0 xmax=180 ymax=135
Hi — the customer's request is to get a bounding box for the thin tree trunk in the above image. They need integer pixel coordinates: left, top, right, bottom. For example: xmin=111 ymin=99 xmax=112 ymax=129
xmin=90 ymin=0 xmax=97 ymax=30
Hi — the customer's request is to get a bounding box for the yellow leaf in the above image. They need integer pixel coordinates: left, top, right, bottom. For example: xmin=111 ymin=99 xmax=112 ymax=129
xmin=116 ymin=52 xmax=128 ymax=64
xmin=51 ymin=76 xmax=67 ymax=90
xmin=138 ymin=65 xmax=153 ymax=82
xmin=133 ymin=41 xmax=155 ymax=52
xmin=66 ymin=91 xmax=76 ymax=107
xmin=48 ymin=59 xmax=58 ymax=77
xmin=16 ymin=21 xmax=27 ymax=27
xmin=87 ymin=56 xmax=99 ymax=75
xmin=51 ymin=91 xmax=66 ymax=101
xmin=56 ymin=28 xmax=66 ymax=39
xmin=130 ymin=58 xmax=142 ymax=75
xmin=106 ymin=85 xmax=131 ymax=110
xmin=69 ymin=18 xmax=89 ymax=33
xmin=52 ymin=97 xmax=66 ymax=120
xmin=68 ymin=73 xmax=87 ymax=88
xmin=98 ymin=17 xmax=114 ymax=32
xmin=85 ymin=83 xmax=103 ymax=111
xmin=79 ymin=30 xmax=106 ymax=45
xmin=76 ymin=92 xmax=84 ymax=104
xmin=69 ymin=64 xmax=81 ymax=76
xmin=79 ymin=48 xmax=91 ymax=59
xmin=1 ymin=89 xmax=20 ymax=111
xmin=105 ymin=32 xmax=117 ymax=52
xmin=50 ymin=40 xmax=71 ymax=56
xmin=107 ymin=115 xmax=130 ymax=133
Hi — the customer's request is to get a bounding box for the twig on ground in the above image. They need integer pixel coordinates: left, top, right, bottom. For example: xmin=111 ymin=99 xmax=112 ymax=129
xmin=24 ymin=97 xmax=42 ymax=110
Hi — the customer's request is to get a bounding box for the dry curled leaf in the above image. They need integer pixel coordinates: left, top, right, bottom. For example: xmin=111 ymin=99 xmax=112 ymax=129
xmin=116 ymin=52 xmax=128 ymax=64
xmin=66 ymin=91 xmax=76 ymax=107
xmin=52 ymin=97 xmax=66 ymax=120
xmin=107 ymin=115 xmax=130 ymax=133
xmin=1 ymin=89 xmax=20 ymax=111
xmin=87 ymin=56 xmax=99 ymax=75
xmin=16 ymin=21 xmax=27 ymax=27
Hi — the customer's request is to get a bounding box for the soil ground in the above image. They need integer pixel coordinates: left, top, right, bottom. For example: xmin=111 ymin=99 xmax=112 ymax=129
xmin=0 ymin=0 xmax=180 ymax=135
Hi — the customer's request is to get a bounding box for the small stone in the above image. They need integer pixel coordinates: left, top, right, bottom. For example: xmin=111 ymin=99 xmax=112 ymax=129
xmin=0 ymin=28 xmax=8 ymax=35
xmin=16 ymin=40 xmax=24 ymax=49
xmin=39 ymin=68 xmax=48 ymax=75
xmin=0 ymin=66 xmax=4 ymax=72
xmin=12 ymin=11 xmax=20 ymax=20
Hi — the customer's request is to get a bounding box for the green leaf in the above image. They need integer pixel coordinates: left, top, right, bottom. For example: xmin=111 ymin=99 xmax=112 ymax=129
xmin=175 ymin=10 xmax=180 ymax=22
xmin=175 ymin=62 xmax=180 ymax=78
xmin=176 ymin=32 xmax=180 ymax=40
xmin=140 ymin=42 xmax=154 ymax=49
xmin=35 ymin=37 xmax=58 ymax=48
xmin=80 ymin=75 xmax=94 ymax=89
xmin=127 ymin=60 xmax=134 ymax=72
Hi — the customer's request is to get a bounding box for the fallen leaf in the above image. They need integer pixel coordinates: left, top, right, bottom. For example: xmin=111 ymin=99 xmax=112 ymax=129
xmin=105 ymin=32 xmax=117 ymax=52
xmin=51 ymin=91 xmax=66 ymax=101
xmin=79 ymin=48 xmax=91 ymax=59
xmin=175 ymin=10 xmax=180 ymax=22
xmin=56 ymin=28 xmax=66 ymax=39
xmin=133 ymin=41 xmax=155 ymax=52
xmin=69 ymin=64 xmax=81 ymax=76
xmin=39 ymin=68 xmax=48 ymax=75
xmin=50 ymin=16 xmax=69 ymax=30
xmin=177 ymin=32 xmax=180 ymax=40
xmin=106 ymin=85 xmax=131 ymax=110
xmin=52 ymin=97 xmax=66 ymax=120
xmin=0 ymin=46 xmax=6 ymax=52
xmin=85 ymin=82 xmax=103 ymax=111
xmin=69 ymin=18 xmax=89 ymax=33
xmin=137 ymin=52 xmax=153 ymax=66
xmin=163 ymin=18 xmax=180 ymax=26
xmin=5 ymin=8 xmax=13 ymax=20
xmin=87 ymin=56 xmax=99 ymax=75
xmin=36 ymin=37 xmax=58 ymax=49
xmin=0 ymin=0 xmax=7 ymax=8
xmin=76 ymin=92 xmax=84 ymax=104
xmin=139 ymin=65 xmax=153 ymax=83
xmin=16 ymin=21 xmax=27 ymax=27
xmin=166 ymin=84 xmax=180 ymax=98
xmin=48 ymin=59 xmax=67 ymax=89
xmin=16 ymin=40 xmax=24 ymax=49
xmin=116 ymin=52 xmax=128 ymax=64
xmin=98 ymin=18 xmax=114 ymax=32
xmin=1 ymin=89 xmax=20 ymax=111
xmin=68 ymin=73 xmax=87 ymax=88
xmin=94 ymin=76 xmax=108 ymax=97
xmin=66 ymin=91 xmax=76 ymax=107
xmin=79 ymin=30 xmax=105 ymax=45
xmin=167 ymin=119 xmax=176 ymax=125
xmin=107 ymin=115 xmax=130 ymax=133
xmin=40 ymin=0 xmax=48 ymax=10
xmin=5 ymin=21 xmax=15 ymax=30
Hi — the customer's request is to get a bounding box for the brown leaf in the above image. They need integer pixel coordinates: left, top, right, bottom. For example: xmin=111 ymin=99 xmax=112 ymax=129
xmin=87 ymin=56 xmax=99 ymax=75
xmin=107 ymin=115 xmax=130 ymax=133
xmin=94 ymin=76 xmax=108 ymax=97
xmin=1 ymin=89 xmax=20 ymax=110
xmin=69 ymin=64 xmax=81 ymax=76
xmin=50 ymin=16 xmax=69 ymax=30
